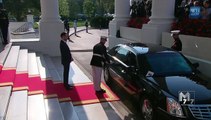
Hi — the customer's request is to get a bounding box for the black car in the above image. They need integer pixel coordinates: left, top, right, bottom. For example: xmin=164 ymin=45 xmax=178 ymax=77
xmin=104 ymin=43 xmax=211 ymax=120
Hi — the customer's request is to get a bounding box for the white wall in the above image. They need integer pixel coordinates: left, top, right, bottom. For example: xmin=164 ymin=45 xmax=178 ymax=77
xmin=119 ymin=26 xmax=162 ymax=44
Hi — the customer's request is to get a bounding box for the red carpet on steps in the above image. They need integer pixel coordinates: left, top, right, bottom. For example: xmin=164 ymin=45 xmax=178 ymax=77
xmin=0 ymin=69 xmax=16 ymax=86
xmin=0 ymin=65 xmax=3 ymax=72
xmin=0 ymin=69 xmax=119 ymax=105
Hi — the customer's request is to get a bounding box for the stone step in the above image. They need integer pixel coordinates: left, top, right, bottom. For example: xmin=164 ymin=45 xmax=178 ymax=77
xmin=0 ymin=86 xmax=12 ymax=120
xmin=43 ymin=55 xmax=61 ymax=82
xmin=28 ymin=94 xmax=47 ymax=120
xmin=0 ymin=43 xmax=12 ymax=71
xmin=50 ymin=57 xmax=63 ymax=82
xmin=44 ymin=98 xmax=64 ymax=120
xmin=5 ymin=90 xmax=27 ymax=120
xmin=60 ymin=102 xmax=79 ymax=120
xmin=42 ymin=55 xmax=81 ymax=120
xmin=51 ymin=57 xmax=91 ymax=85
xmin=12 ymin=49 xmax=29 ymax=91
xmin=3 ymin=46 xmax=20 ymax=70
xmin=36 ymin=54 xmax=51 ymax=80
xmin=28 ymin=52 xmax=39 ymax=77
xmin=0 ymin=46 xmax=19 ymax=86
xmin=16 ymin=49 xmax=28 ymax=73
xmin=74 ymin=103 xmax=122 ymax=120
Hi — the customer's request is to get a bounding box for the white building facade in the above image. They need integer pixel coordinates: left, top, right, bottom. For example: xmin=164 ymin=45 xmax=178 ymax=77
xmin=109 ymin=0 xmax=176 ymax=48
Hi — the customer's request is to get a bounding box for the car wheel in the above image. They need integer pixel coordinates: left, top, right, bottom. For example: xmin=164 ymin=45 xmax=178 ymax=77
xmin=140 ymin=96 xmax=155 ymax=120
xmin=104 ymin=66 xmax=111 ymax=84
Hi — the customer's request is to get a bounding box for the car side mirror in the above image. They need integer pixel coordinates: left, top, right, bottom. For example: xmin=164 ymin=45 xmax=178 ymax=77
xmin=193 ymin=63 xmax=199 ymax=68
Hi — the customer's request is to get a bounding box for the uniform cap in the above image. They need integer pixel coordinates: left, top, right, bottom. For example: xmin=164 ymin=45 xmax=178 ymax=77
xmin=171 ymin=30 xmax=180 ymax=36
xmin=100 ymin=36 xmax=107 ymax=41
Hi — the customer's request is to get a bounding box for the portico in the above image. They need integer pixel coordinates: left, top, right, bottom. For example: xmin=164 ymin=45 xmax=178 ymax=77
xmin=109 ymin=0 xmax=176 ymax=48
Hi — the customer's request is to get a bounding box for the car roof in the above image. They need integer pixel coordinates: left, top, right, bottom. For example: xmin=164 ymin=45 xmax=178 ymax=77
xmin=117 ymin=43 xmax=173 ymax=55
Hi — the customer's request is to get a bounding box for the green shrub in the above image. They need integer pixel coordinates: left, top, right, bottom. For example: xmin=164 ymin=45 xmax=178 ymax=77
xmin=33 ymin=22 xmax=39 ymax=29
xmin=90 ymin=16 xmax=113 ymax=29
xmin=69 ymin=20 xmax=86 ymax=27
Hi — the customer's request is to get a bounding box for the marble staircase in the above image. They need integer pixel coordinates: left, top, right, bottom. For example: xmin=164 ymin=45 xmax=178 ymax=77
xmin=0 ymin=43 xmax=123 ymax=120
xmin=0 ymin=44 xmax=79 ymax=120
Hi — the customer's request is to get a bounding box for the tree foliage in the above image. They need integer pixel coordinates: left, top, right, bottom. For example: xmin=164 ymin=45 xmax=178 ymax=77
xmin=95 ymin=0 xmax=114 ymax=15
xmin=68 ymin=0 xmax=80 ymax=20
xmin=83 ymin=0 xmax=96 ymax=18
xmin=59 ymin=0 xmax=69 ymax=19
xmin=3 ymin=0 xmax=114 ymax=21
xmin=4 ymin=0 xmax=40 ymax=21
xmin=95 ymin=0 xmax=104 ymax=16
xmin=103 ymin=0 xmax=114 ymax=14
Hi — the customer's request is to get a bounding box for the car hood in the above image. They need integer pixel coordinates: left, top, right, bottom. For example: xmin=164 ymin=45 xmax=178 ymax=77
xmin=147 ymin=75 xmax=211 ymax=104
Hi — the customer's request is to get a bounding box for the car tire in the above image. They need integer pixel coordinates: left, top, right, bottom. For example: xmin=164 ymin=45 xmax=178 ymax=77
xmin=140 ymin=96 xmax=155 ymax=120
xmin=104 ymin=66 xmax=111 ymax=85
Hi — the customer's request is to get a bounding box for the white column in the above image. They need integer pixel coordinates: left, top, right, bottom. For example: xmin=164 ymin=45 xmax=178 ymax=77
xmin=109 ymin=0 xmax=130 ymax=48
xmin=149 ymin=0 xmax=175 ymax=24
xmin=114 ymin=0 xmax=130 ymax=20
xmin=38 ymin=0 xmax=63 ymax=56
xmin=141 ymin=0 xmax=175 ymax=44
xmin=40 ymin=0 xmax=61 ymax=22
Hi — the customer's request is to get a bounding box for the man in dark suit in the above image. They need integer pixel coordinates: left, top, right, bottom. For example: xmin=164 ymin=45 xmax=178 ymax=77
xmin=90 ymin=36 xmax=110 ymax=93
xmin=60 ymin=32 xmax=73 ymax=90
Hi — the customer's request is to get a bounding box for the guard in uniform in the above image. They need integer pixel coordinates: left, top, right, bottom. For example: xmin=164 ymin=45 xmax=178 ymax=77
xmin=171 ymin=30 xmax=182 ymax=51
xmin=0 ymin=6 xmax=9 ymax=45
xmin=90 ymin=36 xmax=109 ymax=93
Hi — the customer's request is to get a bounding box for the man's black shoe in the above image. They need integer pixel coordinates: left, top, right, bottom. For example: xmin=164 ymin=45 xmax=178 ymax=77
xmin=65 ymin=86 xmax=71 ymax=90
xmin=64 ymin=84 xmax=73 ymax=90
xmin=95 ymin=89 xmax=106 ymax=93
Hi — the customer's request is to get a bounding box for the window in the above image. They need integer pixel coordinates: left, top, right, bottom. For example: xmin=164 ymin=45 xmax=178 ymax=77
xmin=115 ymin=47 xmax=129 ymax=64
xmin=108 ymin=46 xmax=119 ymax=56
xmin=128 ymin=52 xmax=137 ymax=67
xmin=146 ymin=52 xmax=192 ymax=75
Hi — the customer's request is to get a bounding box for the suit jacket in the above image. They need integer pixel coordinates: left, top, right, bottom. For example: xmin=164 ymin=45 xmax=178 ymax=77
xmin=60 ymin=40 xmax=73 ymax=65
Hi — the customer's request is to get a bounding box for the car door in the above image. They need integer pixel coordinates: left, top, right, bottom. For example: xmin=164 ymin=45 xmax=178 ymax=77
xmin=110 ymin=48 xmax=140 ymax=95
xmin=109 ymin=47 xmax=129 ymax=83
xmin=125 ymin=52 xmax=142 ymax=94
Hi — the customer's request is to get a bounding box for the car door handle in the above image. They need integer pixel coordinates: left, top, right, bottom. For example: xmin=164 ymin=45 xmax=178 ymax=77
xmin=121 ymin=70 xmax=126 ymax=73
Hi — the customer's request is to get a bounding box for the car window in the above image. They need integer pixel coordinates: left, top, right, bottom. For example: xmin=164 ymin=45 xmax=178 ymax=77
xmin=146 ymin=52 xmax=192 ymax=76
xmin=115 ymin=47 xmax=129 ymax=64
xmin=128 ymin=52 xmax=137 ymax=67
xmin=108 ymin=46 xmax=119 ymax=56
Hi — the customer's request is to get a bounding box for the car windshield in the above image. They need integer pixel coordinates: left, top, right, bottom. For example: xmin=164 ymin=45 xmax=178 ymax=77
xmin=145 ymin=52 xmax=192 ymax=76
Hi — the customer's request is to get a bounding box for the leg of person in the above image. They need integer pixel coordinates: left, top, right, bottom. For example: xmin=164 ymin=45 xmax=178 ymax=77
xmin=92 ymin=66 xmax=105 ymax=93
xmin=63 ymin=63 xmax=72 ymax=90
xmin=67 ymin=27 xmax=70 ymax=39
xmin=67 ymin=27 xmax=70 ymax=36
xmin=2 ymin=27 xmax=8 ymax=44
xmin=74 ymin=27 xmax=76 ymax=35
